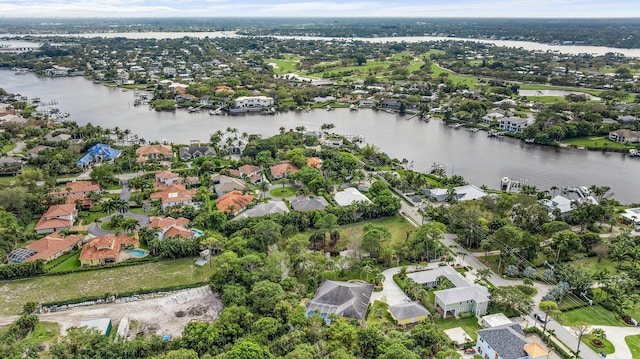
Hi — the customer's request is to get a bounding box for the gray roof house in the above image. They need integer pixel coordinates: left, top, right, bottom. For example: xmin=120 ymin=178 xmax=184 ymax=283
xmin=179 ymin=146 xmax=216 ymax=161
xmin=388 ymin=302 xmax=430 ymax=324
xmin=291 ymin=196 xmax=330 ymax=211
xmin=476 ymin=323 xmax=548 ymax=359
xmin=306 ymin=280 xmax=374 ymax=323
xmin=429 ymin=185 xmax=487 ymax=202
xmin=234 ymin=201 xmax=290 ymax=220
xmin=407 ymin=266 xmax=490 ymax=317
xmin=213 ymin=175 xmax=247 ymax=197
xmin=334 ymin=188 xmax=371 ymax=207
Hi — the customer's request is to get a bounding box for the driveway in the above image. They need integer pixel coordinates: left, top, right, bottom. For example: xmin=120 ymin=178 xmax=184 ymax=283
xmin=586 ymin=325 xmax=640 ymax=359
xmin=87 ymin=212 xmax=150 ymax=237
xmin=370 ymin=265 xmax=417 ymax=306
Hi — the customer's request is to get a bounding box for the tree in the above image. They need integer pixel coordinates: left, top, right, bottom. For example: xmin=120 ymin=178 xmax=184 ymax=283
xmin=121 ymin=217 xmax=139 ymax=233
xmin=89 ymin=164 xmax=117 ymax=188
xmin=571 ymin=322 xmax=591 ymax=357
xmin=539 ymin=300 xmax=560 ymax=338
xmin=551 ymin=230 xmax=580 ymax=264
xmin=249 ymin=280 xmax=284 ymax=315
xmin=475 ymin=268 xmax=492 ymax=283
xmin=490 ymin=286 xmax=534 ymax=316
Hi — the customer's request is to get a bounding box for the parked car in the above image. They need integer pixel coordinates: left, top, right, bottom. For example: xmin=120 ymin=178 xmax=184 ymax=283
xmin=464 ymin=348 xmax=476 ymax=354
xmin=534 ymin=313 xmax=549 ymax=323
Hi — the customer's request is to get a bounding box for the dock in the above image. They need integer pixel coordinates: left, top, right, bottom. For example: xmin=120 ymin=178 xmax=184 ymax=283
xmin=343 ymin=134 xmax=365 ymax=143
xmin=500 ymin=177 xmax=525 ymax=192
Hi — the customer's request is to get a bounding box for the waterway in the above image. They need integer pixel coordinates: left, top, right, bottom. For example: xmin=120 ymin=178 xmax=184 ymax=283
xmin=0 ymin=69 xmax=638 ymax=203
xmin=2 ymin=31 xmax=640 ymax=57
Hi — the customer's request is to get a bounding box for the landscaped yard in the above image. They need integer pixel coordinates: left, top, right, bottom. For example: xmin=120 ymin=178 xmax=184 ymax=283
xmin=561 ymin=305 xmax=625 ymax=327
xmin=437 ymin=317 xmax=482 ymax=341
xmin=562 ymin=137 xmax=633 ymax=151
xmin=46 ymin=252 xmax=81 ymax=273
xmin=0 ymin=258 xmax=214 ymax=316
xmin=269 ymin=187 xmax=297 ymax=197
xmin=626 ymin=335 xmax=640 ymax=359
xmin=367 ymin=300 xmax=394 ymax=327
xmin=582 ymin=334 xmax=615 ymax=355
xmin=337 ymin=216 xmax=415 ymax=249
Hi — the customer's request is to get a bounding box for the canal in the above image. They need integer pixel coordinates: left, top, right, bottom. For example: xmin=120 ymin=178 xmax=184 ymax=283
xmin=0 ymin=70 xmax=638 ymax=203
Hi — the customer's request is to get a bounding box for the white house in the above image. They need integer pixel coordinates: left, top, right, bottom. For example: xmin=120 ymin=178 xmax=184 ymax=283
xmin=609 ymin=129 xmax=640 ymax=143
xmin=234 ymin=96 xmax=274 ymax=109
xmin=429 ymin=185 xmax=487 ymax=202
xmin=334 ymin=188 xmax=372 ymax=206
xmin=499 ymin=116 xmax=529 ymax=133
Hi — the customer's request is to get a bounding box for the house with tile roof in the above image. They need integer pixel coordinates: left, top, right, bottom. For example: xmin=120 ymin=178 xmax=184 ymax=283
xmin=234 ymin=201 xmax=290 ymax=220
xmin=307 ymin=157 xmax=323 ymax=169
xmin=7 ymin=232 xmax=83 ymax=263
xmin=213 ymin=175 xmax=247 ymax=197
xmin=269 ymin=161 xmax=298 ymax=179
xmin=35 ymin=204 xmax=77 ymax=234
xmin=291 ymin=196 xmax=330 ymax=211
xmin=147 ymin=216 xmax=194 ymax=240
xmin=150 ymin=184 xmax=198 ymax=212
xmin=306 ymin=280 xmax=374 ymax=323
xmin=136 ymin=144 xmax=173 ymax=163
xmin=76 ymin=144 xmax=121 ymax=167
xmin=476 ymin=323 xmax=548 ymax=359
xmin=215 ymin=190 xmax=255 ymax=215
xmin=154 ymin=171 xmax=180 ymax=187
xmin=79 ymin=234 xmax=139 ymax=266
xmin=49 ymin=181 xmax=101 ymax=209
xmin=227 ymin=165 xmax=262 ymax=184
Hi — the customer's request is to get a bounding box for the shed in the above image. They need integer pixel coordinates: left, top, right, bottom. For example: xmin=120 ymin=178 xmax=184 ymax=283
xmin=479 ymin=313 xmax=512 ymax=328
xmin=388 ymin=301 xmax=430 ymax=325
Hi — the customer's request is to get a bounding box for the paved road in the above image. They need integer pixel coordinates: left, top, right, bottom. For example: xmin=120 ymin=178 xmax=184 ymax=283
xmin=592 ymin=325 xmax=640 ymax=359
xmin=6 ymin=140 xmax=25 ymax=156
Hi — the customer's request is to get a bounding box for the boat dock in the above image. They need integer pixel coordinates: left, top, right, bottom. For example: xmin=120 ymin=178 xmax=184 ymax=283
xmin=500 ymin=177 xmax=525 ymax=192
xmin=343 ymin=134 xmax=365 ymax=143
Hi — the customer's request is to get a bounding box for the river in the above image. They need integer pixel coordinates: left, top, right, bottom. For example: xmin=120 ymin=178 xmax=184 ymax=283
xmin=2 ymin=31 xmax=640 ymax=57
xmin=0 ymin=70 xmax=638 ymax=203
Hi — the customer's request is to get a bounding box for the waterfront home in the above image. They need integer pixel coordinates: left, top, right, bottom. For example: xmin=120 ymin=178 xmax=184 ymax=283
xmin=388 ymin=302 xmax=430 ymax=325
xmin=542 ymin=195 xmax=574 ymax=218
xmin=334 ymin=188 xmax=371 ymax=207
xmin=429 ymin=185 xmax=487 ymax=202
xmin=213 ymin=175 xmax=247 ymax=197
xmin=481 ymin=111 xmax=505 ymax=123
xmin=136 ymin=144 xmax=174 ymax=163
xmin=617 ymin=115 xmax=638 ymax=123
xmin=234 ymin=96 xmax=274 ymax=109
xmin=380 ymin=98 xmax=400 ymax=110
xmin=358 ymin=99 xmax=377 ymax=107
xmin=150 ymin=184 xmax=197 ymax=212
xmin=7 ymin=232 xmax=83 ymax=264
xmin=291 ymin=196 xmax=329 ymax=211
xmin=34 ymin=204 xmax=77 ymax=234
xmin=609 ymin=129 xmax=640 ymax=143
xmin=234 ymin=201 xmax=290 ymax=220
xmin=306 ymin=280 xmax=374 ymax=323
xmin=499 ymin=116 xmax=529 ymax=133
xmin=313 ymin=96 xmax=336 ymax=104
xmin=44 ymin=66 xmax=69 ymax=76
xmin=269 ymin=161 xmax=299 ymax=180
xmin=407 ymin=266 xmax=490 ymax=317
xmin=476 ymin=324 xmax=548 ymax=359
xmin=178 ymin=146 xmax=216 ymax=161
xmin=622 ymin=208 xmax=640 ymax=225
xmin=76 ymin=143 xmax=121 ymax=167
xmin=147 ymin=216 xmax=194 ymax=240
xmin=215 ymin=190 xmax=254 ymax=215
xmin=79 ymin=234 xmax=139 ymax=266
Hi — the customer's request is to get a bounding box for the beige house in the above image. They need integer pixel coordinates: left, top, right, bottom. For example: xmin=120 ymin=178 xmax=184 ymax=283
xmin=609 ymin=129 xmax=640 ymax=143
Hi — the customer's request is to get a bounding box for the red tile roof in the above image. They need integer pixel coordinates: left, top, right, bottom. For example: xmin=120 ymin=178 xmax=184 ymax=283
xmin=35 ymin=204 xmax=77 ymax=231
xmin=79 ymin=234 xmax=139 ymax=262
xmin=307 ymin=157 xmax=323 ymax=168
xmin=150 ymin=185 xmax=197 ymax=204
xmin=215 ymin=190 xmax=255 ymax=213
xmin=49 ymin=181 xmax=100 ymax=196
xmin=24 ymin=232 xmax=83 ymax=262
xmin=269 ymin=162 xmax=299 ymax=178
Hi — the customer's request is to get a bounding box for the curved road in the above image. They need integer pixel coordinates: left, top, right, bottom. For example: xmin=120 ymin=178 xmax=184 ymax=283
xmin=87 ymin=175 xmax=150 ymax=237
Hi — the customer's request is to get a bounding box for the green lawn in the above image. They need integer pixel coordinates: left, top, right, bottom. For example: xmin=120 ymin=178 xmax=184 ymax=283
xmin=367 ymin=300 xmax=394 ymax=327
xmin=269 ymin=187 xmax=297 ymax=197
xmin=265 ymin=55 xmax=301 ymax=75
xmin=431 ymin=65 xmax=480 ymax=88
xmin=337 ymin=216 xmax=415 ymax=248
xmin=571 ymin=257 xmax=618 ymax=275
xmin=561 ymin=305 xmax=625 ymax=326
xmin=582 ymin=334 xmax=615 ymax=355
xmin=1 ymin=143 xmax=16 ymax=154
xmin=561 ymin=137 xmax=633 ymax=151
xmin=47 ymin=252 xmax=81 ymax=273
xmin=0 ymin=258 xmax=214 ymax=316
xmin=437 ymin=317 xmax=481 ymax=341
xmin=78 ymin=210 xmax=110 ymax=225
xmin=625 ymin=335 xmax=640 ymax=359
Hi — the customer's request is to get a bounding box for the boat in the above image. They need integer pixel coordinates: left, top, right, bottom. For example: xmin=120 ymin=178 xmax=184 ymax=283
xmin=448 ymin=123 xmax=463 ymax=129
xmin=524 ymin=138 xmax=535 ymax=143
xmin=466 ymin=127 xmax=479 ymax=132
xmin=629 ymin=149 xmax=640 ymax=157
xmin=430 ymin=162 xmax=445 ymax=174
xmin=122 ymin=89 xmax=128 ymax=92
xmin=325 ymin=105 xmax=333 ymax=111
xmin=349 ymin=104 xmax=358 ymax=111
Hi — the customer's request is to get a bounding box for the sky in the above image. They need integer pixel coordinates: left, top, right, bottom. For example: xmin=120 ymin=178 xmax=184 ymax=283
xmin=0 ymin=0 xmax=639 ymax=18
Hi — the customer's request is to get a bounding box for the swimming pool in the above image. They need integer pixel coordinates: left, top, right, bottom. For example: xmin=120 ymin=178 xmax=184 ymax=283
xmin=191 ymin=229 xmax=204 ymax=237
xmin=127 ymin=249 xmax=149 ymax=258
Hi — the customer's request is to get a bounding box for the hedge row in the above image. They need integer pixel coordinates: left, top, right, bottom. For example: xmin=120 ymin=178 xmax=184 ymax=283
xmin=44 ymin=256 xmax=158 ymax=276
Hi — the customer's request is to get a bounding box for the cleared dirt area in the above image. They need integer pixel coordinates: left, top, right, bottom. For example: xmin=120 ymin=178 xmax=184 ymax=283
xmin=0 ymin=286 xmax=222 ymax=338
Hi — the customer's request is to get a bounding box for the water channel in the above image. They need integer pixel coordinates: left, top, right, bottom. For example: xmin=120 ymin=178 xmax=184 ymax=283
xmin=0 ymin=70 xmax=638 ymax=203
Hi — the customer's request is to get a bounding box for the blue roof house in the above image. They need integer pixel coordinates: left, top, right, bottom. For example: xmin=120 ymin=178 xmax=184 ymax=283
xmin=76 ymin=144 xmax=122 ymax=167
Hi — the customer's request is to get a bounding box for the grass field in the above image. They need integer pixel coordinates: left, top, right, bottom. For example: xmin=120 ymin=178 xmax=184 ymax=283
xmin=561 ymin=137 xmax=633 ymax=151
xmin=269 ymin=187 xmax=297 ymax=197
xmin=0 ymin=321 xmax=61 ymax=349
xmin=626 ymin=335 xmax=640 ymax=358
xmin=561 ymin=305 xmax=624 ymax=327
xmin=336 ymin=216 xmax=415 ymax=249
xmin=437 ymin=317 xmax=481 ymax=341
xmin=0 ymin=258 xmax=213 ymax=316
xmin=265 ymin=54 xmax=302 ymax=74
xmin=47 ymin=252 xmax=81 ymax=273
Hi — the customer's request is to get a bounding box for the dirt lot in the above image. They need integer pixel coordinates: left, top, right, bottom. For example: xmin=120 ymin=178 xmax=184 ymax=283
xmin=0 ymin=286 xmax=223 ymax=338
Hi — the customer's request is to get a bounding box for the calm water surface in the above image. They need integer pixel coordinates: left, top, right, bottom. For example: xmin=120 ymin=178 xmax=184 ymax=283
xmin=0 ymin=70 xmax=638 ymax=203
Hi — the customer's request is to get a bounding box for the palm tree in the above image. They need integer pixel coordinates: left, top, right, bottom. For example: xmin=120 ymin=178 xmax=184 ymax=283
xmin=100 ymin=198 xmax=117 ymax=214
xmin=550 ymin=186 xmax=559 ymax=197
xmin=109 ymin=214 xmax=125 ymax=229
xmin=115 ymin=199 xmax=129 ymax=214
xmin=259 ymin=181 xmax=269 ymax=200
xmin=122 ymin=217 xmax=139 ymax=233
xmin=475 ymin=268 xmax=492 ymax=283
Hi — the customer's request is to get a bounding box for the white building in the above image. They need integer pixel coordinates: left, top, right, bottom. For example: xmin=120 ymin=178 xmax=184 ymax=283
xmin=234 ymin=96 xmax=274 ymax=109
xmin=334 ymin=188 xmax=371 ymax=206
xmin=499 ymin=116 xmax=530 ymax=133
